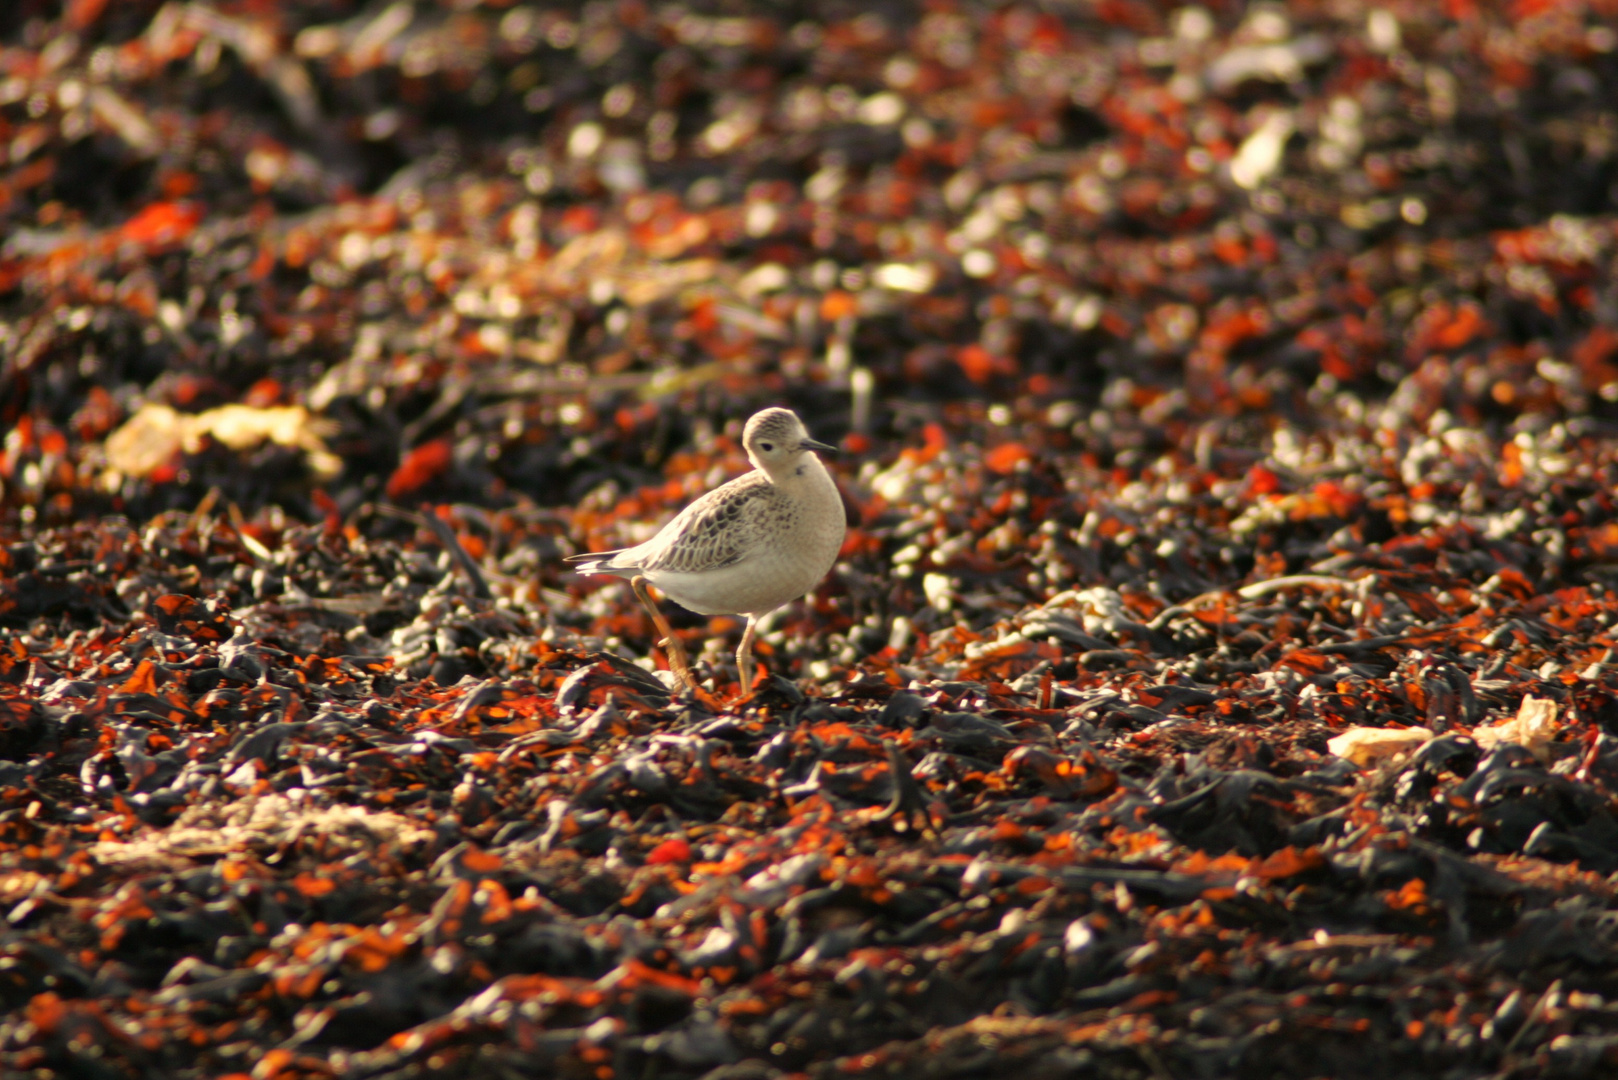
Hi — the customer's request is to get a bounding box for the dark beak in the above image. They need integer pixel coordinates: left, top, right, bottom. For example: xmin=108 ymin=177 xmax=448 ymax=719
xmin=801 ymin=437 xmax=837 ymax=454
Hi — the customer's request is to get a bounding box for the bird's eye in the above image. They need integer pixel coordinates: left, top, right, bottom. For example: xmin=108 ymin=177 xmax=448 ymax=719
xmin=761 ymin=442 xmax=775 ymax=452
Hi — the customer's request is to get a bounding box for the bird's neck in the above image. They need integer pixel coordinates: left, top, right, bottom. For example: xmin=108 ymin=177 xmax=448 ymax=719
xmin=762 ymin=454 xmax=828 ymax=486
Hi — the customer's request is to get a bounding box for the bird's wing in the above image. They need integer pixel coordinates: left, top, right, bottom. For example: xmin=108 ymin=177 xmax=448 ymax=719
xmin=638 ymin=472 xmax=776 ymax=575
xmin=564 ymin=548 xmax=626 ymax=564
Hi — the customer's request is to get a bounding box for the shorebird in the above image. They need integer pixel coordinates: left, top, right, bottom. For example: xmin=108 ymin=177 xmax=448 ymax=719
xmin=567 ymin=408 xmax=845 ymax=695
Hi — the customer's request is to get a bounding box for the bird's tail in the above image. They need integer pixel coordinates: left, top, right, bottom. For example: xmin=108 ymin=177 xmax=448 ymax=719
xmin=565 ymin=550 xmax=635 ymax=577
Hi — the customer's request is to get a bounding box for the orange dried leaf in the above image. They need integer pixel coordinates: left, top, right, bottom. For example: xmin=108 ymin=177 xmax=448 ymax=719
xmin=293 ymin=874 xmax=336 ymax=898
xmin=121 ymin=201 xmax=201 ymax=246
xmin=985 ymin=442 xmax=1031 ymax=474
xmin=118 ymin=659 xmax=160 ymax=695
xmin=386 ymin=439 xmax=453 ymax=498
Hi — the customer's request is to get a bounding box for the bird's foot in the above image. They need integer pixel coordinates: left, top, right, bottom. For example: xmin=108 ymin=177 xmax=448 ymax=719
xmin=656 ymin=636 xmax=703 ymax=697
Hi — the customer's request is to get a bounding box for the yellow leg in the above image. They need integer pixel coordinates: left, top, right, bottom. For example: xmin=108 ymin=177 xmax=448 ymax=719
xmin=631 ymin=576 xmax=698 ymax=695
xmin=736 ymin=616 xmax=758 ymax=693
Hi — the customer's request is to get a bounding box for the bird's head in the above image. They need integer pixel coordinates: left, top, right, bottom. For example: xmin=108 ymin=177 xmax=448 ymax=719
xmin=743 ymin=408 xmax=836 ymax=475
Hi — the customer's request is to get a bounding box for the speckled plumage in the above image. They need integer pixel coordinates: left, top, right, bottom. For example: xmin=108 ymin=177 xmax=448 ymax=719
xmin=566 ymin=408 xmax=845 ymax=693
xmin=636 ymin=472 xmax=777 ymax=577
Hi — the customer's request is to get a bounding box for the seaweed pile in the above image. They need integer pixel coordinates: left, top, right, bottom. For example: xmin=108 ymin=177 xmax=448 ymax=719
xmin=5 ymin=1 xmax=1618 ymax=1077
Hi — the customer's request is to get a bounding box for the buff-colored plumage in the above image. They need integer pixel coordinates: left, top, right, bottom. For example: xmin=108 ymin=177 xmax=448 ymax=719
xmin=567 ymin=408 xmax=845 ymax=694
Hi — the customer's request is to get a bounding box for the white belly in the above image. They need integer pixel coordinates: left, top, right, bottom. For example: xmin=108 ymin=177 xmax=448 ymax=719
xmin=650 ymin=553 xmax=825 ymax=615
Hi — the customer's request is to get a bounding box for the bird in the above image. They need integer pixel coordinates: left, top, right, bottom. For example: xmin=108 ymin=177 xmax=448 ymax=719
xmin=566 ymin=407 xmax=846 ymax=695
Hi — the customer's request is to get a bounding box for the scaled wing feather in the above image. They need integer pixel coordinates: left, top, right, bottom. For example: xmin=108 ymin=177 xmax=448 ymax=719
xmin=640 ymin=474 xmax=773 ymax=575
